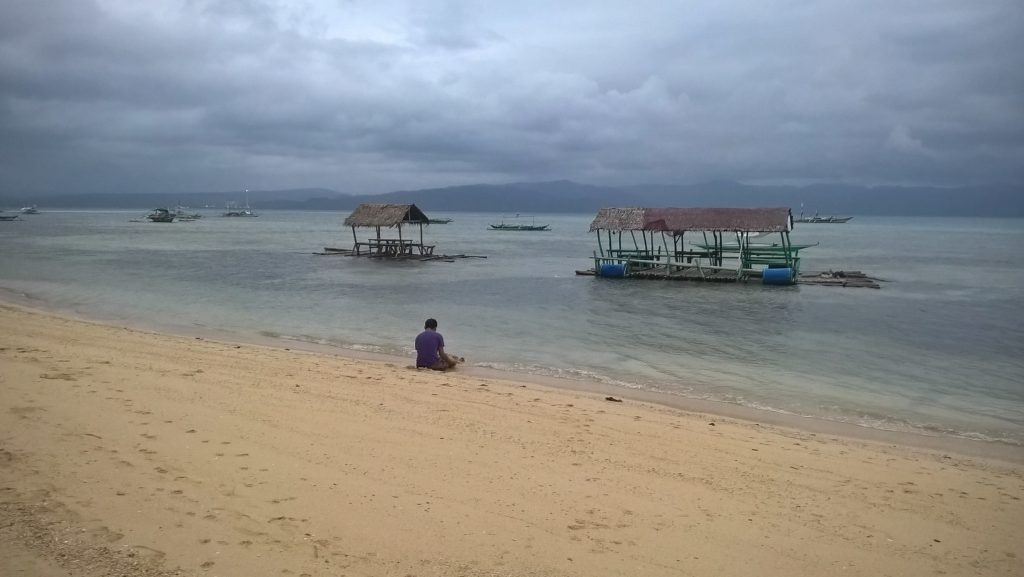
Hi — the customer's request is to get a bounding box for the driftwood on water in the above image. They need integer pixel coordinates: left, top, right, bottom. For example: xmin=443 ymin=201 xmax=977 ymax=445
xmin=798 ymin=270 xmax=884 ymax=289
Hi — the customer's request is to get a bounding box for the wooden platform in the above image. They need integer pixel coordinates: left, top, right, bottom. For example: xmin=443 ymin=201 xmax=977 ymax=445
xmin=574 ymin=267 xmax=742 ymax=282
xmin=316 ymin=248 xmax=485 ymax=262
xmin=576 ymin=268 xmax=884 ymax=288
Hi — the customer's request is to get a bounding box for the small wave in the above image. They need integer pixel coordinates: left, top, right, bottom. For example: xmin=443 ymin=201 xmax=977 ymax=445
xmin=477 ymin=360 xmax=1024 ymax=447
xmin=259 ymin=332 xmax=1024 ymax=447
xmin=474 ymin=361 xmax=644 ymax=390
xmin=261 ymin=332 xmax=407 ymax=356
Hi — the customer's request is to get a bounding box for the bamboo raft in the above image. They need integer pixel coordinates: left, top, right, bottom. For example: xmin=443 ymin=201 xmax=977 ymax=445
xmin=575 ymin=264 xmax=755 ymax=282
xmin=316 ymin=247 xmax=486 ymax=262
xmin=575 ymin=268 xmax=883 ymax=288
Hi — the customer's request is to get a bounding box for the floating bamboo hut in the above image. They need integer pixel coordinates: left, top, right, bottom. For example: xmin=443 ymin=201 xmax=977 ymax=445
xmin=587 ymin=207 xmax=815 ymax=284
xmin=334 ymin=203 xmax=436 ymax=257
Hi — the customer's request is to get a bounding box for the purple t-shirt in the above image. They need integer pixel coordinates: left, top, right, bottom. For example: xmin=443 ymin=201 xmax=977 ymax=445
xmin=415 ymin=330 xmax=445 ymax=367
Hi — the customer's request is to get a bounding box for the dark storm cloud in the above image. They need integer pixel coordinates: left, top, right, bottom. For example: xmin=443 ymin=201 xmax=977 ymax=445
xmin=0 ymin=0 xmax=1021 ymax=195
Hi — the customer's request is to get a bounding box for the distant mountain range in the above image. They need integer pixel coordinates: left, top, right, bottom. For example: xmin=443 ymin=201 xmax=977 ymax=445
xmin=2 ymin=181 xmax=1020 ymax=217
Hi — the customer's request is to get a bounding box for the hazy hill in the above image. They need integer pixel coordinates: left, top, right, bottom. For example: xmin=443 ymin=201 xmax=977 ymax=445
xmin=0 ymin=188 xmax=345 ymax=210
xmin=2 ymin=181 xmax=1020 ymax=217
xmin=619 ymin=182 xmax=1023 ymax=217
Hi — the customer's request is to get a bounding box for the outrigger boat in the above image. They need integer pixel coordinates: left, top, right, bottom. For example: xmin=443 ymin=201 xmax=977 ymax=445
xmin=175 ymin=205 xmax=203 ymax=220
xmin=795 ymin=209 xmax=851 ymax=223
xmin=146 ymin=208 xmax=176 ymax=222
xmin=222 ymin=205 xmax=258 ymax=217
xmin=223 ymin=191 xmax=259 ymax=217
xmin=489 ymin=215 xmax=550 ymax=231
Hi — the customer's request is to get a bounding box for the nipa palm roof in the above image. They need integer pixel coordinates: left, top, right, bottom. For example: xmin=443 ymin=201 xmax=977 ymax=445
xmin=343 ymin=203 xmax=429 ymax=228
xmin=589 ymin=207 xmax=793 ymax=233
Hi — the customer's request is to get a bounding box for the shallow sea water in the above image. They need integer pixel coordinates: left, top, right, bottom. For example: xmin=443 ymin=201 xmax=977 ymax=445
xmin=1 ymin=210 xmax=1022 ymax=448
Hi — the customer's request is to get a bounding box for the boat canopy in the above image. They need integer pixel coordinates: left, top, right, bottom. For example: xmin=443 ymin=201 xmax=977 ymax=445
xmin=589 ymin=207 xmax=793 ymax=233
xmin=343 ymin=203 xmax=429 ymax=228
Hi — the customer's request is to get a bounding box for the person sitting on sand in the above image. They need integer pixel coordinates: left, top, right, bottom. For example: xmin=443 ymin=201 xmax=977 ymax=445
xmin=415 ymin=318 xmax=462 ymax=371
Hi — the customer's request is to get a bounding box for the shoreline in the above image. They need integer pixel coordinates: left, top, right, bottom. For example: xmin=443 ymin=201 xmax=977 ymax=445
xmin=2 ymin=302 xmax=1023 ymax=576
xmin=2 ymin=288 xmax=1020 ymax=465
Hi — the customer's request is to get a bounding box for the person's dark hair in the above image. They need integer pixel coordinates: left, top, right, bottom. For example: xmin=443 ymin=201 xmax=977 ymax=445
xmin=425 ymin=318 xmax=438 ymax=329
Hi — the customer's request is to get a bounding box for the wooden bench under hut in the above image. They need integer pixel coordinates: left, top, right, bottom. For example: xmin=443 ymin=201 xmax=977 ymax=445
xmin=326 ymin=203 xmax=436 ymax=258
xmin=586 ymin=207 xmax=816 ymax=284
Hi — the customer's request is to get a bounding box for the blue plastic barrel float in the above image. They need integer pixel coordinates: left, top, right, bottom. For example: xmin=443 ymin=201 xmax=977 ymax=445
xmin=761 ymin=267 xmax=794 ymax=285
xmin=599 ymin=263 xmax=627 ymax=278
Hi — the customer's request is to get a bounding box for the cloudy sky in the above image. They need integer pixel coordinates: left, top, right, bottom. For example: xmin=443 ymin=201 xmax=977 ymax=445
xmin=1 ymin=0 xmax=1021 ymax=195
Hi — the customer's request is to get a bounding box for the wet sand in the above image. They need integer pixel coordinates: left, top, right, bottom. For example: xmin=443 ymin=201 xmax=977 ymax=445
xmin=1 ymin=304 xmax=1022 ymax=576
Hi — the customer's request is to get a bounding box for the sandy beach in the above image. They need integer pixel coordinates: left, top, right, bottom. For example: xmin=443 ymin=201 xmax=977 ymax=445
xmin=1 ymin=304 xmax=1022 ymax=577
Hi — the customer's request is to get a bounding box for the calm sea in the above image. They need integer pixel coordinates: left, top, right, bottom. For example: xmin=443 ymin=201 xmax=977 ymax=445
xmin=2 ymin=210 xmax=1022 ymax=449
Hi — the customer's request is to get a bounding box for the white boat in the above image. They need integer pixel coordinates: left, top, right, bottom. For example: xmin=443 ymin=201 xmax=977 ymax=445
xmin=795 ymin=206 xmax=852 ymax=224
xmin=222 ymin=204 xmax=258 ymax=217
xmin=222 ymin=192 xmax=258 ymax=217
xmin=19 ymin=205 xmax=38 ymax=214
xmin=795 ymin=212 xmax=852 ymax=224
xmin=175 ymin=205 xmax=203 ymax=220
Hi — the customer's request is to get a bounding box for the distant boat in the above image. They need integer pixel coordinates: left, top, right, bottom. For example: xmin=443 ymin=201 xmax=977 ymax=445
xmin=146 ymin=208 xmax=176 ymax=223
xmin=222 ymin=199 xmax=258 ymax=217
xmin=0 ymin=214 xmax=20 ymax=221
xmin=223 ymin=207 xmax=258 ymax=217
xmin=175 ymin=205 xmax=203 ymax=220
xmin=19 ymin=205 xmax=38 ymax=214
xmin=489 ymin=215 xmax=550 ymax=231
xmin=427 ymin=218 xmax=452 ymax=224
xmin=795 ymin=211 xmax=852 ymax=224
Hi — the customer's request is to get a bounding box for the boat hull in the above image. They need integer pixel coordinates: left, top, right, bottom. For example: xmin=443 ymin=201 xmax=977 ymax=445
xmin=795 ymin=216 xmax=852 ymax=224
xmin=489 ymin=225 xmax=550 ymax=231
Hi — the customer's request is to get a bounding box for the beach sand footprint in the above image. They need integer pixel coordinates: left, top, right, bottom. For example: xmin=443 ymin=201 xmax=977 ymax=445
xmin=39 ymin=371 xmax=80 ymax=381
xmin=9 ymin=406 xmax=45 ymax=420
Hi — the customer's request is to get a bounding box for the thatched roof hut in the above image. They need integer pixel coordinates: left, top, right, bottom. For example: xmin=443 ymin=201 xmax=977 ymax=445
xmin=588 ymin=208 xmax=647 ymax=232
xmin=590 ymin=207 xmax=792 ymax=233
xmin=343 ymin=203 xmax=429 ymax=228
xmin=340 ymin=203 xmax=434 ymax=256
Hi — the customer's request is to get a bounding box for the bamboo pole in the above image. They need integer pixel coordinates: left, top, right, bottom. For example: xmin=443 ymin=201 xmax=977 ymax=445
xmin=736 ymin=231 xmax=745 ymax=279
